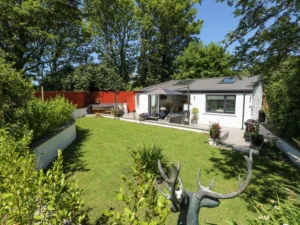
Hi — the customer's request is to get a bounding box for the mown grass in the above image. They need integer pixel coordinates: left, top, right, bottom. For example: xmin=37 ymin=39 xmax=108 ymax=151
xmin=62 ymin=117 xmax=300 ymax=224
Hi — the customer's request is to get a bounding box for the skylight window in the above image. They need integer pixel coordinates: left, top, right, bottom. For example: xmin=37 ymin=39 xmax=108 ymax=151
xmin=173 ymin=80 xmax=195 ymax=86
xmin=219 ymin=77 xmax=237 ymax=84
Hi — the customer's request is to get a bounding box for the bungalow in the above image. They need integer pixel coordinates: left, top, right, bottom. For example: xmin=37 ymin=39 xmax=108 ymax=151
xmin=135 ymin=76 xmax=262 ymax=129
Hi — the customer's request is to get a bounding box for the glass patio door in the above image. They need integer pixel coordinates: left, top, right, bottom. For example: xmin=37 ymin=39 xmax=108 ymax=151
xmin=150 ymin=95 xmax=159 ymax=116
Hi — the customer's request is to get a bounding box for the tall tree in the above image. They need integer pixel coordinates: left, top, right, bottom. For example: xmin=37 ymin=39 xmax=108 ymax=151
xmin=85 ymin=0 xmax=138 ymax=84
xmin=0 ymin=0 xmax=88 ymax=78
xmin=218 ymin=0 xmax=300 ymax=79
xmin=136 ymin=0 xmax=203 ymax=85
xmin=173 ymin=41 xmax=233 ymax=79
xmin=38 ymin=16 xmax=91 ymax=79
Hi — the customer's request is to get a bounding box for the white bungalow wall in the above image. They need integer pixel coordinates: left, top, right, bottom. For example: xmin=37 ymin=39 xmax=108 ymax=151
xmin=191 ymin=93 xmax=252 ymax=129
xmin=136 ymin=92 xmax=258 ymax=129
xmin=136 ymin=94 xmax=149 ymax=114
xmin=251 ymin=84 xmax=263 ymax=121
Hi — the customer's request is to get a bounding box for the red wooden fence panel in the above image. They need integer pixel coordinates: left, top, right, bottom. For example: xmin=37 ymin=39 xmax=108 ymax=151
xmin=34 ymin=91 xmax=136 ymax=112
xmin=89 ymin=91 xmax=136 ymax=112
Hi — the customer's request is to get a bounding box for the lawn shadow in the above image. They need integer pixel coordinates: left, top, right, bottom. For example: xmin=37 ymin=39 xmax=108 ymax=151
xmin=208 ymin=148 xmax=300 ymax=212
xmin=62 ymin=126 xmax=91 ymax=176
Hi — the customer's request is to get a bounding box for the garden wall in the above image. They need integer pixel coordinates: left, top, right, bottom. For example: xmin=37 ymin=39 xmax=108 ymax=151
xmin=33 ymin=121 xmax=76 ymax=169
xmin=73 ymin=107 xmax=88 ymax=119
xmin=34 ymin=91 xmax=136 ymax=112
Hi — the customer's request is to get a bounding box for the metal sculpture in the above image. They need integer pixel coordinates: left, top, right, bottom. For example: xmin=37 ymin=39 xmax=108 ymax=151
xmin=155 ymin=151 xmax=253 ymax=225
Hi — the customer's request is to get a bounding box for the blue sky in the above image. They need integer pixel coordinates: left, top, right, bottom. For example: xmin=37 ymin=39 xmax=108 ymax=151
xmin=196 ymin=1 xmax=239 ymax=53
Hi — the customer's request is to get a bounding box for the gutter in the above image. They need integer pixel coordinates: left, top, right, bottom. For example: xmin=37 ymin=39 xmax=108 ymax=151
xmin=179 ymin=90 xmax=253 ymax=94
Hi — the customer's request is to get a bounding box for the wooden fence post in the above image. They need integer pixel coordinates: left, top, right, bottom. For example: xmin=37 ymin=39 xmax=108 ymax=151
xmin=41 ymin=86 xmax=44 ymax=101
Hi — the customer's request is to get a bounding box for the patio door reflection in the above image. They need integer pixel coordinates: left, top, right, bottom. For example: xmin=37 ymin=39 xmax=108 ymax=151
xmin=150 ymin=95 xmax=159 ymax=116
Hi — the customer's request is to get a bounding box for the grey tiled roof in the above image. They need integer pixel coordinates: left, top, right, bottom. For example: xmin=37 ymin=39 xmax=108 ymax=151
xmin=138 ymin=76 xmax=259 ymax=93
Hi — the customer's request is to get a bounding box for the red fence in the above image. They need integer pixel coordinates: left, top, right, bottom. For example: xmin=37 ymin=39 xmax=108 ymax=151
xmin=34 ymin=91 xmax=136 ymax=112
xmin=89 ymin=91 xmax=136 ymax=112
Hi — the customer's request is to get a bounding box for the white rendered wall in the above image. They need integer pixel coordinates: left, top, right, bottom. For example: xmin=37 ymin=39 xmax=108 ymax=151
xmin=34 ymin=123 xmax=76 ymax=169
xmin=190 ymin=93 xmax=252 ymax=129
xmin=73 ymin=107 xmax=88 ymax=119
xmin=136 ymin=94 xmax=149 ymax=114
xmin=251 ymin=84 xmax=263 ymax=120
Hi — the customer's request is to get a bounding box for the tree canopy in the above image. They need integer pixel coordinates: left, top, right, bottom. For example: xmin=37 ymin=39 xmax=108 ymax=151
xmin=85 ymin=0 xmax=138 ymax=84
xmin=218 ymin=0 xmax=300 ymax=78
xmin=173 ymin=41 xmax=233 ymax=79
xmin=41 ymin=63 xmax=124 ymax=92
xmin=136 ymin=0 xmax=203 ymax=85
xmin=0 ymin=0 xmax=90 ymax=78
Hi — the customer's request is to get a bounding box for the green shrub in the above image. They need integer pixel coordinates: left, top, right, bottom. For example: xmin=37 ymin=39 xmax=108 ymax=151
xmin=129 ymin=143 xmax=170 ymax=179
xmin=103 ymin=150 xmax=171 ymax=225
xmin=0 ymin=129 xmax=87 ymax=224
xmin=101 ymin=144 xmax=171 ymax=224
xmin=0 ymin=57 xmax=34 ymax=124
xmin=265 ymin=57 xmax=300 ymax=138
xmin=246 ymin=187 xmax=300 ymax=225
xmin=103 ymin=173 xmax=170 ymax=225
xmin=15 ymin=96 xmax=75 ymax=142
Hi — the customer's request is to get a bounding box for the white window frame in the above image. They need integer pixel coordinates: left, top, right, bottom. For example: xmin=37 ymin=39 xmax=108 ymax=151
xmin=206 ymin=95 xmax=236 ymax=114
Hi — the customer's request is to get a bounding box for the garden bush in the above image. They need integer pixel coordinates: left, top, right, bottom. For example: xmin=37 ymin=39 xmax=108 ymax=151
xmin=129 ymin=143 xmax=170 ymax=179
xmin=103 ymin=144 xmax=170 ymax=224
xmin=15 ymin=96 xmax=75 ymax=142
xmin=0 ymin=129 xmax=87 ymax=224
xmin=0 ymin=57 xmax=33 ymax=125
xmin=265 ymin=57 xmax=300 ymax=138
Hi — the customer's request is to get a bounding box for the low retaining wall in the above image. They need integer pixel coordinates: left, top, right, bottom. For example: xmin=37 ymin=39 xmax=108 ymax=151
xmin=33 ymin=121 xmax=76 ymax=169
xmin=73 ymin=107 xmax=88 ymax=119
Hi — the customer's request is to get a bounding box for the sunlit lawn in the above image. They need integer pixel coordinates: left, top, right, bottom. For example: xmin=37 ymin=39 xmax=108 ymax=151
xmin=62 ymin=117 xmax=300 ymax=224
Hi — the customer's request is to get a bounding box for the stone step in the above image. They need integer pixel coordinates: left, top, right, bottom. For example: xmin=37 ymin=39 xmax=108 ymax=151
xmin=220 ymin=130 xmax=229 ymax=142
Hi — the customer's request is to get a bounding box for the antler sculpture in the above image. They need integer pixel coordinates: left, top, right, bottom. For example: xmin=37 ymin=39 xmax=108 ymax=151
xmin=155 ymin=151 xmax=253 ymax=225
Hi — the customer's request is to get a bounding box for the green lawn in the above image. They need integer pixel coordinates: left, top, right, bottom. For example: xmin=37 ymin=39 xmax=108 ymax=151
xmin=62 ymin=117 xmax=300 ymax=224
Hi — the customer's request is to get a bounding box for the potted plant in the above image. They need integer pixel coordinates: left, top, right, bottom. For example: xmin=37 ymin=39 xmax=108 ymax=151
xmin=139 ymin=112 xmax=149 ymax=121
xmin=250 ymin=131 xmax=264 ymax=146
xmin=208 ymin=122 xmax=221 ymax=146
xmin=191 ymin=107 xmax=199 ymax=124
xmin=112 ymin=107 xmax=124 ymax=119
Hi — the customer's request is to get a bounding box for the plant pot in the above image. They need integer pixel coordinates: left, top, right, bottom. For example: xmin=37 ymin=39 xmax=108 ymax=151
xmin=250 ymin=134 xmax=264 ymax=146
xmin=191 ymin=119 xmax=197 ymax=124
xmin=208 ymin=138 xmax=220 ymax=146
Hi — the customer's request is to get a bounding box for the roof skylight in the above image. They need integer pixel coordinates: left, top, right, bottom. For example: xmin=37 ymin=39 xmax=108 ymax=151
xmin=219 ymin=77 xmax=237 ymax=84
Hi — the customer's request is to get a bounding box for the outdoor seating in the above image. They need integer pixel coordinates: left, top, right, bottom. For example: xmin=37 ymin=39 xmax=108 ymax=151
xmin=165 ymin=113 xmax=182 ymax=123
xmin=104 ymin=108 xmax=113 ymax=114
